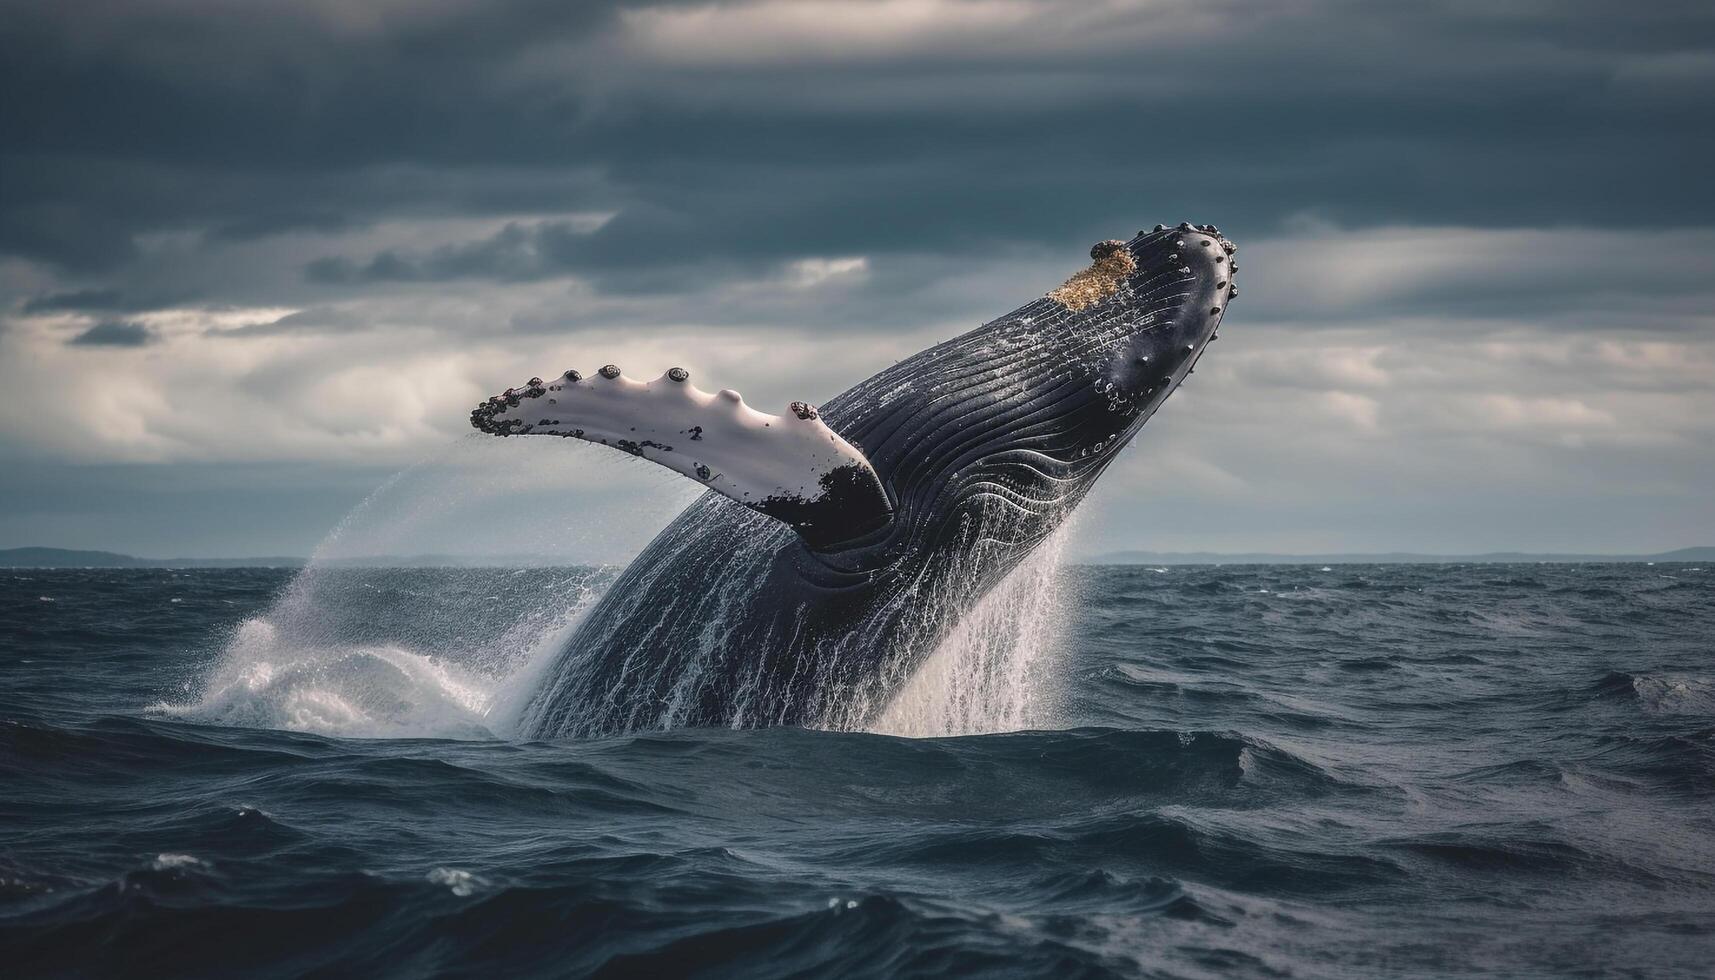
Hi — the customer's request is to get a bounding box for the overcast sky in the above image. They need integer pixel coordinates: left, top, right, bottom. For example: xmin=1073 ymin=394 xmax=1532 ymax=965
xmin=2 ymin=0 xmax=1712 ymax=559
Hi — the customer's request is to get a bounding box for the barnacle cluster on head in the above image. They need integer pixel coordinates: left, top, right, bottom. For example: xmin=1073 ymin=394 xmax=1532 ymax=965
xmin=1046 ymin=239 xmax=1138 ymax=312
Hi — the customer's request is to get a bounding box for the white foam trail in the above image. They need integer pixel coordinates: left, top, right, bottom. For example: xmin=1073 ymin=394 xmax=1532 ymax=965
xmin=869 ymin=526 xmax=1074 ymax=737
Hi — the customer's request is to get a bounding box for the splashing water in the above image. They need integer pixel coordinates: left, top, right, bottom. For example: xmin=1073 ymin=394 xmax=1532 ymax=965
xmin=870 ymin=527 xmax=1073 ymax=737
xmin=161 ymin=570 xmax=608 ymax=739
xmin=159 ymin=437 xmax=1076 ymax=741
xmin=169 ymin=617 xmax=501 ymax=739
xmin=156 ymin=438 xmax=692 ymax=739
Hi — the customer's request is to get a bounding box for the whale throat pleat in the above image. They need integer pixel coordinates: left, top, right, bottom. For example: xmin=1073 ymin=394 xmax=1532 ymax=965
xmin=470 ymin=368 xmax=893 ymax=549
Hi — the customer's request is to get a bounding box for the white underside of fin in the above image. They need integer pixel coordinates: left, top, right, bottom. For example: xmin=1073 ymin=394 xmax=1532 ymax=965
xmin=471 ymin=368 xmax=891 ymax=546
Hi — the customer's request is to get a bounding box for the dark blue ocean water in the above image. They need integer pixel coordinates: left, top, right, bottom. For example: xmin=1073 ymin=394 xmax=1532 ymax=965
xmin=3 ymin=563 xmax=1712 ymax=978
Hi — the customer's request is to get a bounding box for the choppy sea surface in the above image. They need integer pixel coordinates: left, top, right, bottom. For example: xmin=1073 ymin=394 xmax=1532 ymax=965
xmin=2 ymin=562 xmax=1712 ymax=978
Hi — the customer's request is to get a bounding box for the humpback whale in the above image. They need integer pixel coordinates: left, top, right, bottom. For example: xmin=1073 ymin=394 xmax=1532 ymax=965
xmin=472 ymin=222 xmax=1238 ymax=737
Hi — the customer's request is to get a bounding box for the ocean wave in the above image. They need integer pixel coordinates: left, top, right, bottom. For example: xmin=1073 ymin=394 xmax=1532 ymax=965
xmin=6 ymin=564 xmax=1715 ymax=978
xmin=1592 ymin=670 xmax=1715 ymax=715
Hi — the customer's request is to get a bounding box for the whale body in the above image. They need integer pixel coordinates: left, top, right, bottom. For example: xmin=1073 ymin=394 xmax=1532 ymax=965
xmin=472 ymin=222 xmax=1239 ymax=737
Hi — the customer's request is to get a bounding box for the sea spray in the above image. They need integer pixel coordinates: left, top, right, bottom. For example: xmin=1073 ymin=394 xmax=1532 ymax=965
xmin=163 ymin=566 xmax=614 ymax=739
xmin=168 ymin=618 xmax=499 ymax=738
xmin=160 ymin=434 xmax=1080 ymax=740
xmin=158 ymin=438 xmax=693 ymax=738
xmin=869 ymin=526 xmax=1074 ymax=737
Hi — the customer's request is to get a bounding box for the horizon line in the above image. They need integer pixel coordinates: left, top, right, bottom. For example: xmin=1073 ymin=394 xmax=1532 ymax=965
xmin=2 ymin=544 xmax=1710 ymax=567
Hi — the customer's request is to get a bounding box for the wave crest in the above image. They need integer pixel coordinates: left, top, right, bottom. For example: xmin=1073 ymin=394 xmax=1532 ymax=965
xmin=157 ymin=618 xmax=496 ymax=739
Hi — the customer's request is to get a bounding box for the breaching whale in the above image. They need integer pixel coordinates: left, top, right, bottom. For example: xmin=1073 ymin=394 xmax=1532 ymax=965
xmin=472 ymin=222 xmax=1238 ymax=737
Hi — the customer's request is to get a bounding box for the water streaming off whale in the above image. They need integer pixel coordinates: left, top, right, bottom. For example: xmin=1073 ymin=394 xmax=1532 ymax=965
xmin=871 ymin=525 xmax=1075 ymax=737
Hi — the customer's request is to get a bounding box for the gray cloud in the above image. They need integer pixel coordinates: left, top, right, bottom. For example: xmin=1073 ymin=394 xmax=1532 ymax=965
xmin=4 ymin=1 xmax=1712 ymax=281
xmin=67 ymin=320 xmax=155 ymax=346
xmin=305 ymin=220 xmax=611 ymax=284
xmin=22 ymin=288 xmax=127 ymax=313
xmin=22 ymin=286 xmax=199 ymax=314
xmin=216 ymin=307 xmax=372 ymax=337
xmin=1 ymin=0 xmax=1711 ymax=556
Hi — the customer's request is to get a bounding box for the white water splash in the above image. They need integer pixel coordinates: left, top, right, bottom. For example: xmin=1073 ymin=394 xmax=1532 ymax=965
xmin=156 ymin=439 xmax=691 ymax=740
xmin=164 ymin=618 xmax=494 ymax=738
xmin=159 ymin=433 xmax=1079 ymax=741
xmin=428 ymin=867 xmax=488 ymax=897
xmin=869 ymin=527 xmax=1074 ymax=737
xmin=159 ymin=600 xmax=601 ymax=740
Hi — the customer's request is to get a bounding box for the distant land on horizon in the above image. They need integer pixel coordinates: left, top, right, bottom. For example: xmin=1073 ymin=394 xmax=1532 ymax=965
xmin=2 ymin=545 xmax=1712 ymax=569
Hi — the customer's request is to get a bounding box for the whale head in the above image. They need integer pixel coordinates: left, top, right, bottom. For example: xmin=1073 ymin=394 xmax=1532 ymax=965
xmin=817 ymin=222 xmax=1237 ymax=566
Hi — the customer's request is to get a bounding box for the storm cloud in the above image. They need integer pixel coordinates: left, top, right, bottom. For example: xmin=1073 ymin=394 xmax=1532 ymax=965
xmin=66 ymin=319 xmax=155 ymax=347
xmin=1 ymin=0 xmax=1711 ymax=556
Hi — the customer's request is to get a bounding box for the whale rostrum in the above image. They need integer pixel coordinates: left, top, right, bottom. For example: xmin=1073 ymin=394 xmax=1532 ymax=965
xmin=470 ymin=366 xmax=892 ymax=548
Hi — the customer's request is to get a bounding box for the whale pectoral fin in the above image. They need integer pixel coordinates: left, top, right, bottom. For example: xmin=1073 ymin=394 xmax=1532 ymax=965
xmin=470 ymin=367 xmax=892 ymax=549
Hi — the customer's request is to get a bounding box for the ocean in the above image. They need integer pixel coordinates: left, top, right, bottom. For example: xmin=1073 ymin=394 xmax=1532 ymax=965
xmin=2 ymin=562 xmax=1711 ymax=978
